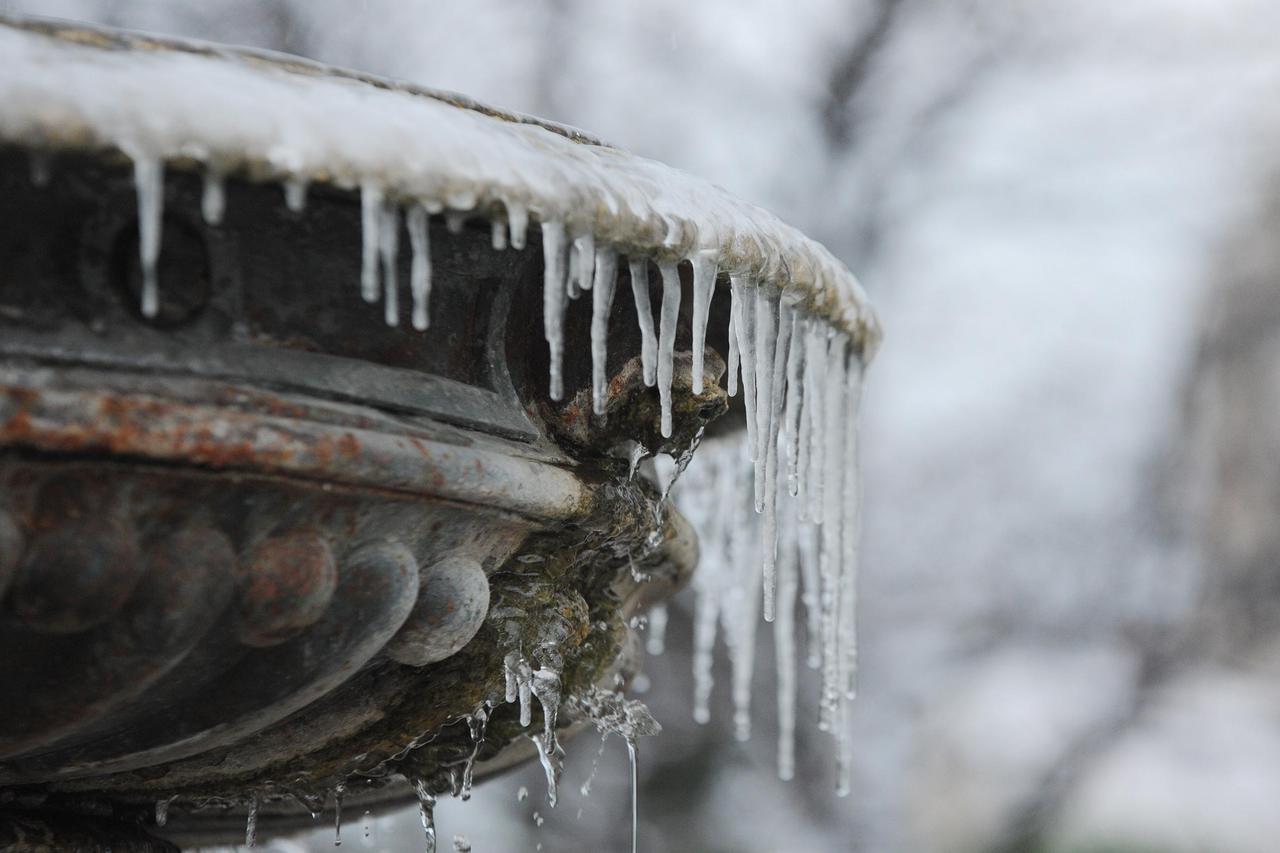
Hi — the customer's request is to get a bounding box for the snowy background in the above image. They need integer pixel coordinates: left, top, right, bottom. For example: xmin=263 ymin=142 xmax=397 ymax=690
xmin=7 ymin=1 xmax=1280 ymax=851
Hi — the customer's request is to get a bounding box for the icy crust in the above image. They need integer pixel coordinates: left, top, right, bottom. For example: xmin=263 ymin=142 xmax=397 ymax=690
xmin=0 ymin=17 xmax=879 ymax=354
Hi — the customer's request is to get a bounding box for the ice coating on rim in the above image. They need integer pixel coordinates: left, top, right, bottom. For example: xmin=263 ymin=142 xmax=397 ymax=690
xmin=0 ymin=17 xmax=879 ymax=354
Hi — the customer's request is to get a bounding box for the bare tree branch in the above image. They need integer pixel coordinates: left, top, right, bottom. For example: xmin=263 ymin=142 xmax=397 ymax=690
xmin=821 ymin=0 xmax=905 ymax=149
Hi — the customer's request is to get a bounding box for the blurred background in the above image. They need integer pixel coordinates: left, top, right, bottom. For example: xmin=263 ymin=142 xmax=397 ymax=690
xmin=5 ymin=1 xmax=1280 ymax=850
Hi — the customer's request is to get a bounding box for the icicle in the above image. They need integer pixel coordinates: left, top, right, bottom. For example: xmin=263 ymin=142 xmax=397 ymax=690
xmin=414 ymin=778 xmax=437 ymax=853
xmin=378 ymin=201 xmax=401 ymax=327
xmin=155 ymin=796 xmax=175 ymax=828
xmin=517 ymin=658 xmax=534 ymax=727
xmin=461 ymin=703 xmax=489 ymax=801
xmin=445 ymin=210 xmax=466 ymax=234
xmin=590 ymin=247 xmax=619 ymax=415
xmin=818 ymin=334 xmax=848 ymax=732
xmin=840 ymin=358 xmax=866 ymax=702
xmin=506 ymin=200 xmax=529 ymax=250
xmin=801 ymin=323 xmax=829 ymax=522
xmin=334 ymin=781 xmax=346 ymax=846
xmin=783 ymin=312 xmax=806 ymax=496
xmin=566 ymin=242 xmax=582 ymax=301
xmin=761 ymin=299 xmax=793 ymax=622
xmin=798 ymin=521 xmax=822 ymax=670
xmin=531 ymin=733 xmax=565 ymax=808
xmin=627 ymin=739 xmax=640 ymax=853
xmin=835 ymin=694 xmax=853 ymax=798
xmin=201 ymin=168 xmax=225 ymax=225
xmin=531 ymin=668 xmax=562 ymax=755
xmin=574 ymin=232 xmax=596 ymax=292
xmin=360 ymin=182 xmax=382 ymax=303
xmin=692 ymin=579 xmax=717 ymax=725
xmin=283 ymin=177 xmax=308 ymax=212
xmin=408 ymin=204 xmax=433 ymax=331
xmin=133 ymin=156 xmax=164 ymax=319
xmin=503 ymin=651 xmax=520 ymax=703
xmin=491 ymin=218 xmax=508 ymax=250
xmin=691 ymin=447 xmax=742 ymax=723
xmin=656 ymin=260 xmax=681 ymax=438
xmin=753 ymin=287 xmax=779 ymax=512
xmin=29 ymin=150 xmax=49 ymax=186
xmin=775 ymin=495 xmax=800 ymax=780
xmin=245 ymin=793 xmax=260 ymax=848
xmin=645 ymin=604 xmax=668 ymax=656
xmin=629 ymin=258 xmax=658 ymax=387
xmin=731 ymin=275 xmax=759 ymax=461
xmin=727 ymin=300 xmax=740 ymax=397
xmin=542 ymin=220 xmax=569 ymax=400
xmin=728 ymin=480 xmax=762 ymax=742
xmin=689 ymin=251 xmax=718 ymax=394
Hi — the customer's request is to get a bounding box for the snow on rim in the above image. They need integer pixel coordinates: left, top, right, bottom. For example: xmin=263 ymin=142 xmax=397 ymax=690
xmin=0 ymin=15 xmax=880 ymax=356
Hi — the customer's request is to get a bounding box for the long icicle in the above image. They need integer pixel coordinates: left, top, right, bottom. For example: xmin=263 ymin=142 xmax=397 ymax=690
xmin=798 ymin=519 xmax=823 ymax=670
xmin=133 ymin=156 xmax=164 ymax=319
xmin=629 ymin=258 xmax=658 ymax=387
xmin=840 ymin=356 xmax=866 ymax=701
xmin=657 ymin=260 xmax=681 ymax=438
xmin=783 ymin=311 xmax=806 ymax=496
xmin=378 ymin=200 xmax=400 ymax=326
xmin=407 ymin=204 xmax=432 ymax=330
xmin=818 ymin=334 xmax=848 ymax=732
xmin=731 ymin=274 xmax=759 ymax=461
xmin=803 ymin=322 xmax=829 ymax=523
xmin=729 ymin=465 xmax=763 ymax=742
xmin=836 ymin=354 xmax=865 ymax=798
xmin=753 ymin=286 xmax=779 ymax=512
xmin=360 ymin=182 xmax=382 ymax=303
xmin=727 ymin=298 xmax=740 ymax=397
xmin=692 ymin=447 xmax=738 ymax=724
xmin=761 ymin=298 xmax=793 ymax=622
xmin=542 ymin=220 xmax=568 ymax=400
xmin=775 ymin=490 xmax=800 ymax=780
xmin=689 ymin=251 xmax=718 ymax=394
xmin=590 ymin=247 xmax=619 ymax=415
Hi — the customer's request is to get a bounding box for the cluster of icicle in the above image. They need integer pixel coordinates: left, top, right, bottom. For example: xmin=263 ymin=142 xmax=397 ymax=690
xmin=0 ymin=18 xmax=879 ymax=356
xmin=668 ymin=293 xmax=866 ymax=796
